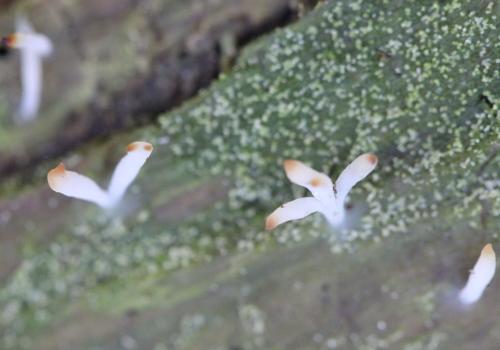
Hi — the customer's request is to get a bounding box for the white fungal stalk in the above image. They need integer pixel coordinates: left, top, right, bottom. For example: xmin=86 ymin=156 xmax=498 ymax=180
xmin=47 ymin=142 xmax=154 ymax=210
xmin=459 ymin=244 xmax=496 ymax=305
xmin=2 ymin=17 xmax=53 ymax=122
xmin=266 ymin=153 xmax=378 ymax=230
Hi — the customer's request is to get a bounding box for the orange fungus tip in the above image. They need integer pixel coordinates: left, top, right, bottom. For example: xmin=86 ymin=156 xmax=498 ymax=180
xmin=265 ymin=216 xmax=277 ymax=231
xmin=51 ymin=163 xmax=66 ymax=175
xmin=8 ymin=34 xmax=16 ymax=45
xmin=309 ymin=176 xmax=324 ymax=187
xmin=47 ymin=163 xmax=66 ymax=189
xmin=482 ymin=243 xmax=494 ymax=256
xmin=367 ymin=154 xmax=378 ymax=165
xmin=127 ymin=143 xmax=137 ymax=152
xmin=2 ymin=34 xmax=16 ymax=47
xmin=127 ymin=141 xmax=153 ymax=153
xmin=283 ymin=159 xmax=298 ymax=171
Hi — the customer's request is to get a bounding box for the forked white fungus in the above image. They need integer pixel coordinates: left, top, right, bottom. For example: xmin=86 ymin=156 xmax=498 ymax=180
xmin=459 ymin=244 xmax=496 ymax=305
xmin=47 ymin=141 xmax=153 ymax=209
xmin=266 ymin=153 xmax=378 ymax=230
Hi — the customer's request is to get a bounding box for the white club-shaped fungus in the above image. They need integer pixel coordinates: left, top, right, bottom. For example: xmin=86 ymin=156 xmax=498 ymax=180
xmin=47 ymin=141 xmax=153 ymax=210
xmin=1 ymin=17 xmax=53 ymax=122
xmin=266 ymin=153 xmax=378 ymax=230
xmin=459 ymin=243 xmax=496 ymax=305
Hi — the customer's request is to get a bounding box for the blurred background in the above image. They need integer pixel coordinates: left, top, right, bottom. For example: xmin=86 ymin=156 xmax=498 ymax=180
xmin=0 ymin=0 xmax=498 ymax=349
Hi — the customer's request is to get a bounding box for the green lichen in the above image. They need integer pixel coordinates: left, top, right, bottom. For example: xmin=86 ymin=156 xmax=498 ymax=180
xmin=0 ymin=0 xmax=499 ymax=348
xmin=159 ymin=0 xmax=499 ymax=243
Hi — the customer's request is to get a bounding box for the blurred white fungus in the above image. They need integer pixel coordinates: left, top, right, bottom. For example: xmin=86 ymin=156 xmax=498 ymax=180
xmin=459 ymin=243 xmax=496 ymax=305
xmin=1 ymin=17 xmax=53 ymax=122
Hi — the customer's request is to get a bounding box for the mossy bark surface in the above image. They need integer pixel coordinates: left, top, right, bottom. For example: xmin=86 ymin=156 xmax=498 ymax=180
xmin=0 ymin=0 xmax=499 ymax=349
